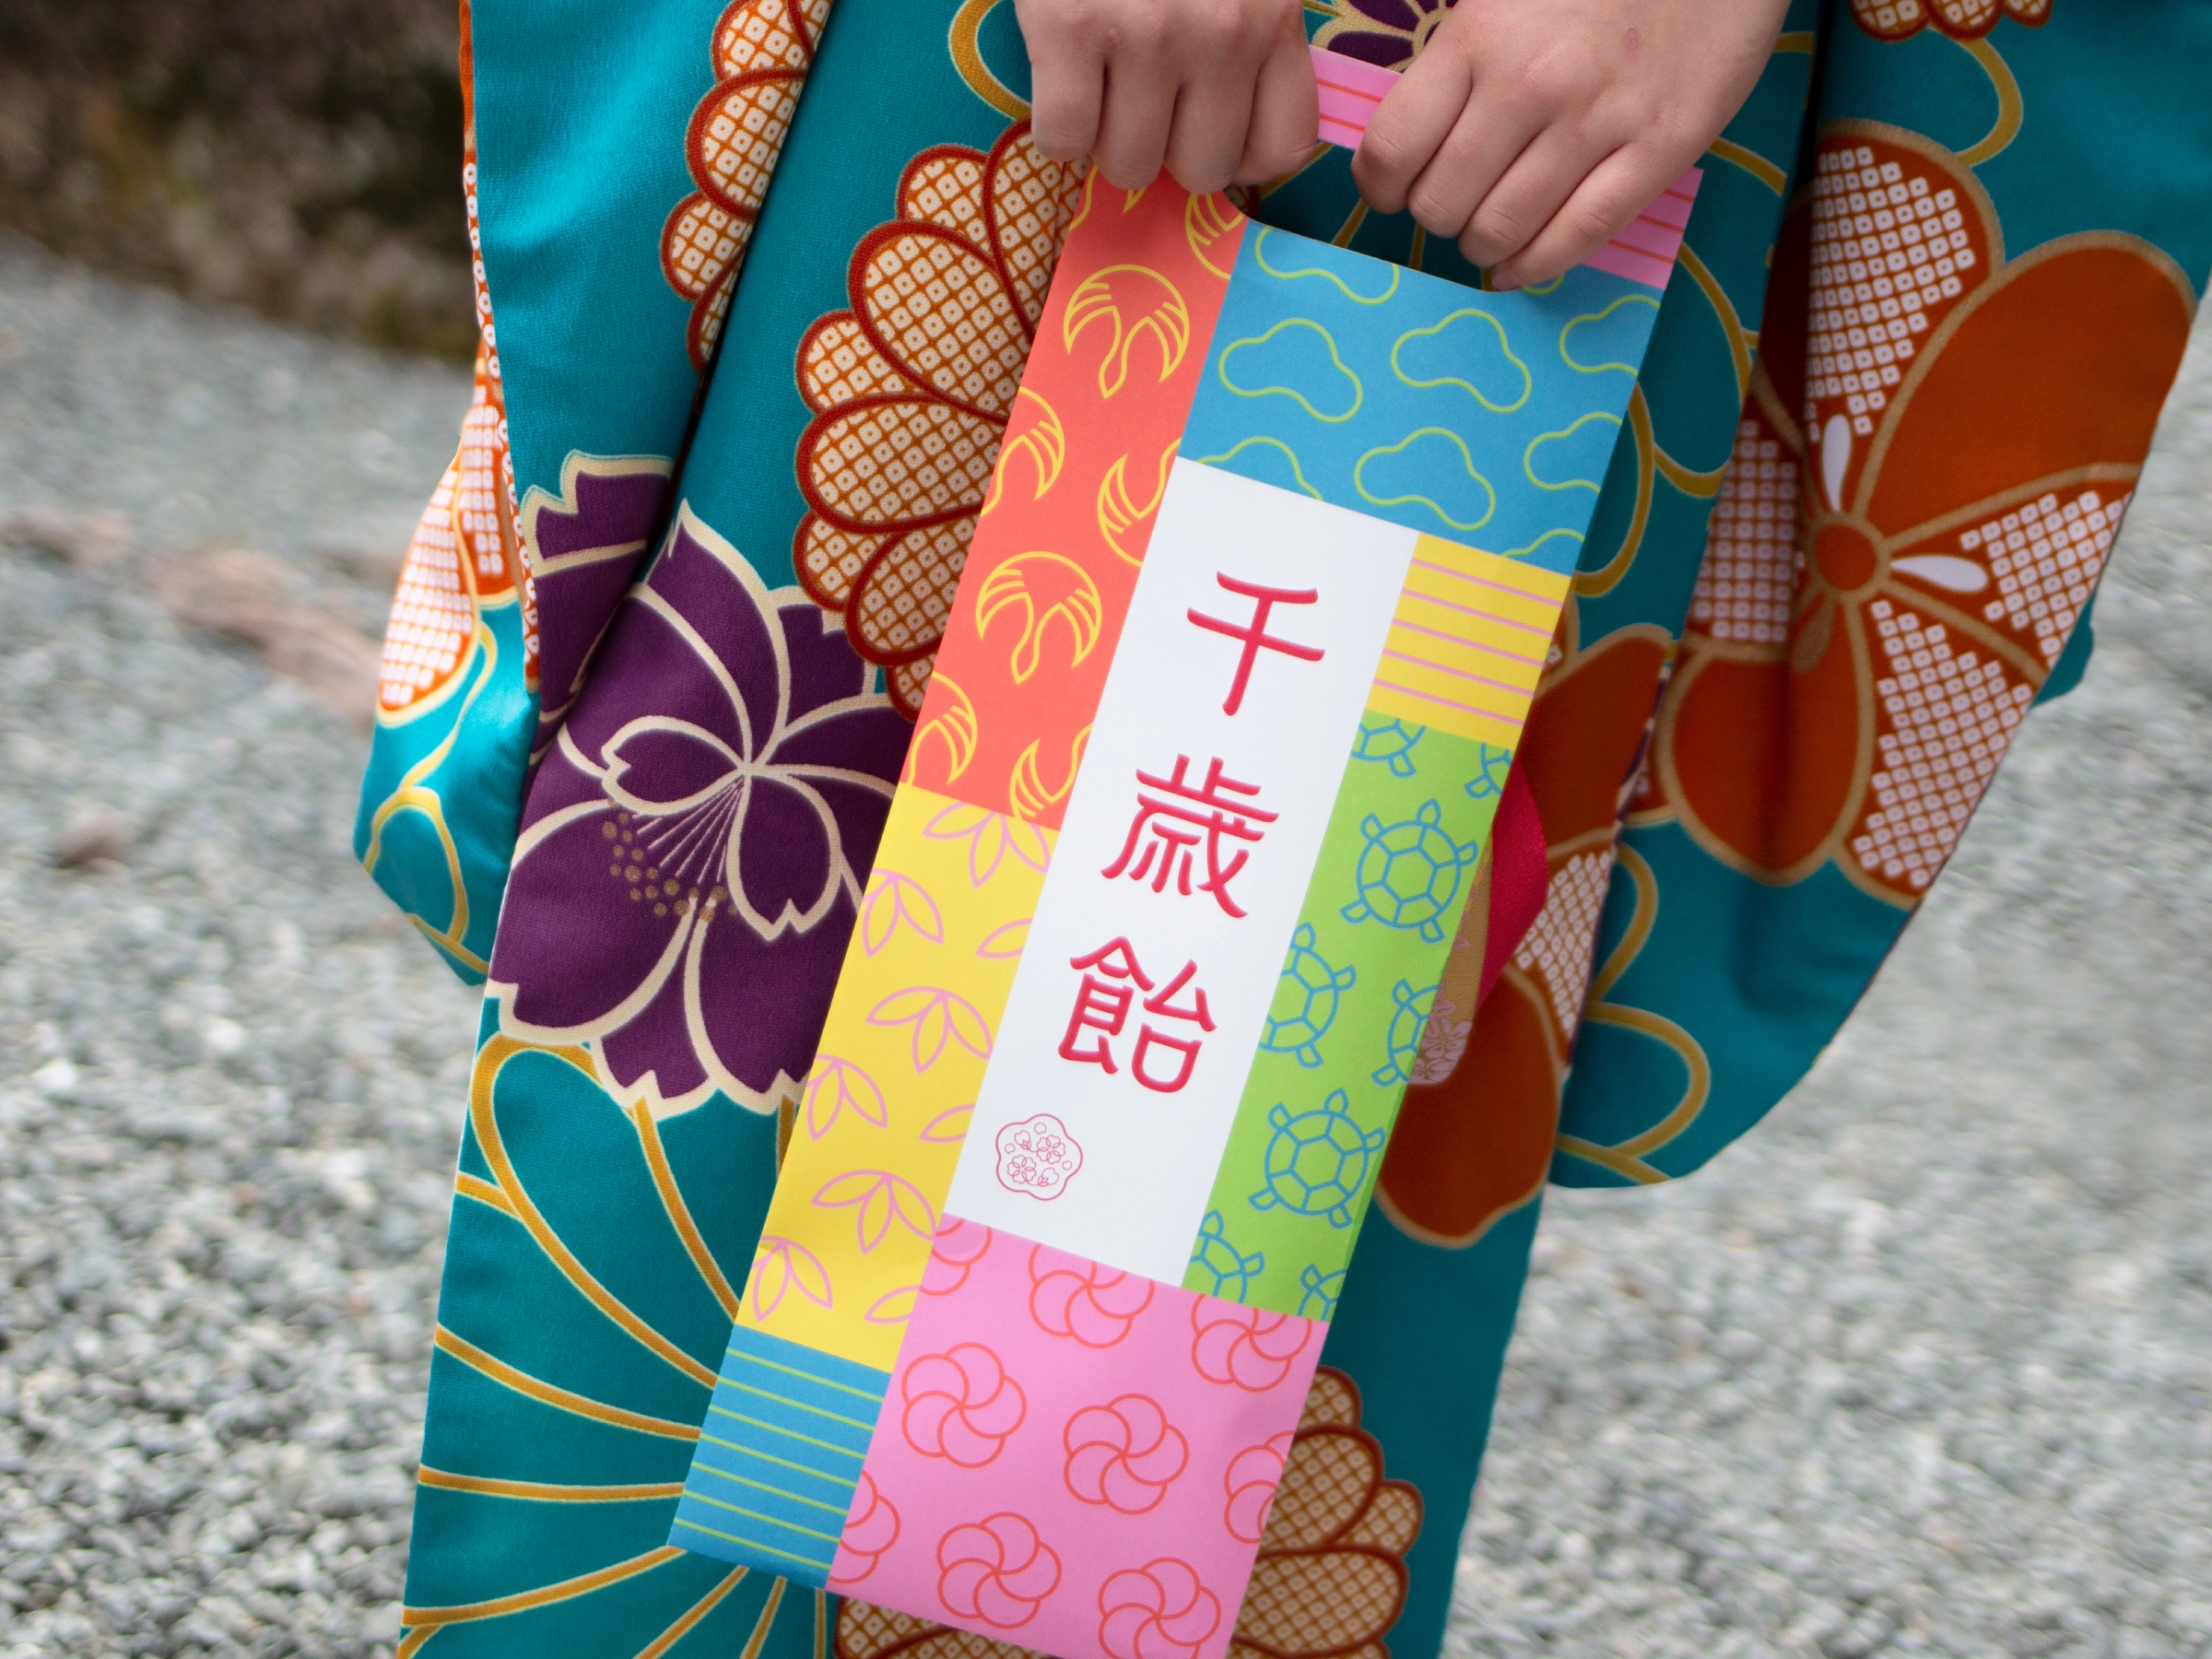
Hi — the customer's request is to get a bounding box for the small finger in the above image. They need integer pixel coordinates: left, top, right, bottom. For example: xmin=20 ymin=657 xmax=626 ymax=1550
xmin=1016 ymin=2 xmax=1103 ymax=163
xmin=1235 ymin=22 xmax=1320 ymax=184
xmin=1166 ymin=72 xmax=1256 ymax=195
xmin=1489 ymin=145 xmax=1656 ymax=289
xmin=1400 ymin=91 xmax=1547 ymax=249
xmin=1349 ymin=42 xmax=1471 ymax=216
xmin=1092 ymin=58 xmax=1180 ymax=189
xmin=1453 ymin=126 xmax=1600 ymax=270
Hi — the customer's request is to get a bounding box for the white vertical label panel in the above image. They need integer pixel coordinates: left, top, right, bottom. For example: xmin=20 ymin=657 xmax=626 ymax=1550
xmin=945 ymin=460 xmax=1417 ymax=1280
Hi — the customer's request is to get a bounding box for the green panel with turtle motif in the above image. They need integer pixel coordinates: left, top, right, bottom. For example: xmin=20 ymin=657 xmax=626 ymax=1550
xmin=1183 ymin=715 xmax=1508 ymax=1314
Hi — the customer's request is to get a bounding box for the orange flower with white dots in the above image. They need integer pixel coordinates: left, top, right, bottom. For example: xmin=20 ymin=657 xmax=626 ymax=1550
xmin=376 ymin=33 xmax=530 ymax=724
xmin=1848 ymin=0 xmax=2051 ymax=41
xmin=792 ymin=124 xmax=1086 ymax=717
xmin=1645 ymin=127 xmax=2193 ymax=902
xmin=661 ymin=0 xmax=831 ymax=369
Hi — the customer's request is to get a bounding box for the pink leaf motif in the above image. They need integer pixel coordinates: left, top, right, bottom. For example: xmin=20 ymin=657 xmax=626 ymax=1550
xmin=924 ymin=802 xmax=1053 ymax=888
xmin=866 ymin=1285 xmax=919 ymax=1325
xmin=747 ymin=1236 xmax=832 ymax=1320
xmin=804 ymin=1056 xmax=888 ymax=1141
xmin=868 ymin=985 xmax=993 ymax=1073
xmin=975 ymin=918 xmax=1031 ymax=959
xmin=860 ymin=868 xmax=945 ymax=956
xmin=814 ymin=1169 xmax=937 ymax=1253
xmin=921 ymin=1104 xmax=973 ymax=1144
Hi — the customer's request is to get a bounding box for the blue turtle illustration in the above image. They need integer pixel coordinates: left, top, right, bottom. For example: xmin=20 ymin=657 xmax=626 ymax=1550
xmin=1262 ymin=924 xmax=1358 ymax=1068
xmin=1371 ymin=980 xmax=1438 ymax=1088
xmin=1464 ymin=743 xmax=1512 ymax=803
xmin=1297 ymin=1264 xmax=1346 ymax=1321
xmin=1249 ymin=1091 xmax=1388 ymax=1229
xmin=1352 ymin=716 xmax=1425 ymax=779
xmin=1340 ymin=799 xmax=1480 ymax=943
xmin=1187 ymin=1210 xmax=1265 ymax=1301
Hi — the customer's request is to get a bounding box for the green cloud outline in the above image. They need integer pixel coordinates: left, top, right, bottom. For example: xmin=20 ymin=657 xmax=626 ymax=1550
xmin=1501 ymin=527 xmax=1585 ymax=567
xmin=1218 ymin=318 xmax=1364 ymax=424
xmin=1524 ymin=410 xmax=1625 ymax=494
xmin=1390 ymin=308 xmax=1532 ymax=414
xmin=1191 ymin=436 xmax=1324 ymax=500
xmin=1559 ymin=293 xmax=1664 ymax=376
xmin=1252 ymin=227 xmax=1403 ymax=305
xmin=1354 ymin=428 xmax=1498 ymax=533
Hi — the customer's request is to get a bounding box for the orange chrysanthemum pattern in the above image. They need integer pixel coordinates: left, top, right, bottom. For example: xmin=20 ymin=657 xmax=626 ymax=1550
xmin=793 ymin=124 xmax=1088 ymax=717
xmin=831 ymin=1367 xmax=1419 ymax=1659
xmin=660 ymin=0 xmax=831 ymax=370
xmin=1648 ymin=128 xmax=2194 ymax=904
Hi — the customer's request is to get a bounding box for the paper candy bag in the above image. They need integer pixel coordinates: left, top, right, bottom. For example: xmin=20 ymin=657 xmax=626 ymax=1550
xmin=672 ymin=64 xmax=1696 ymax=1657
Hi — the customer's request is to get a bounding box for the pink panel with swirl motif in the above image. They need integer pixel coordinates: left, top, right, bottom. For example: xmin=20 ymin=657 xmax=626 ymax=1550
xmin=831 ymin=1216 xmax=1323 ymax=1659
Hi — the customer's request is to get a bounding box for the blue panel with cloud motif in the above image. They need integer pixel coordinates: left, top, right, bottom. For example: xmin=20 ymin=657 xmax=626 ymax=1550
xmin=1182 ymin=227 xmax=1662 ymax=574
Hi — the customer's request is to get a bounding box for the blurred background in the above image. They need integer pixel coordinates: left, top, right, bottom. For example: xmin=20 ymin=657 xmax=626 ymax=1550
xmin=0 ymin=0 xmax=471 ymax=356
xmin=2 ymin=15 xmax=2210 ymax=1659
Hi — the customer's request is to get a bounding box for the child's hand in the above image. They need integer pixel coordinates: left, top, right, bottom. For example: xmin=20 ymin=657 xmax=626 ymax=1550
xmin=1352 ymin=0 xmax=1789 ymax=288
xmin=1017 ymin=0 xmax=1318 ymax=194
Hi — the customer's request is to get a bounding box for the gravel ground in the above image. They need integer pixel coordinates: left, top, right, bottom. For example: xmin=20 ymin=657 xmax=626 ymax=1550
xmin=0 ymin=231 xmax=2206 ymax=1659
xmin=0 ymin=235 xmax=478 ymax=1659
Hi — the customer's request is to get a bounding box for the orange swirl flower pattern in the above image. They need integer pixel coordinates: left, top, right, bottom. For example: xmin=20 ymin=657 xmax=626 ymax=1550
xmin=1029 ymin=1249 xmax=1154 ymax=1348
xmin=902 ymin=1345 xmax=1030 ymax=1467
xmin=831 ymin=1368 xmax=1419 ymax=1659
xmin=1064 ymin=1394 xmax=1191 ymax=1514
xmin=1189 ymin=1305 xmax=1312 ymax=1394
xmin=835 ymin=1471 xmax=904 ymax=1587
xmin=937 ymin=1514 xmax=1064 ymax=1632
xmin=1221 ymin=1436 xmax=1292 ymax=1546
xmin=1099 ymin=1559 xmax=1221 ymax=1659
xmin=793 ymin=124 xmax=1088 ymax=717
xmin=660 ymin=0 xmax=831 ymax=369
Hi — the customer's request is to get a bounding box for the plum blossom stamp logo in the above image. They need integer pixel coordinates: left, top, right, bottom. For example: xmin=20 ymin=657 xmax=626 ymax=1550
xmin=994 ymin=1112 xmax=1084 ymax=1200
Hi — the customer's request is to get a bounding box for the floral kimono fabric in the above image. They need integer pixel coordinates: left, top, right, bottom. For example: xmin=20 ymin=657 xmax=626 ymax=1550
xmin=359 ymin=3 xmax=2210 ymax=1657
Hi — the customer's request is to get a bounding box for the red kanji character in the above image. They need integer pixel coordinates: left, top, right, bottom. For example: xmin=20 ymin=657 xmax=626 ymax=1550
xmin=1132 ymin=960 xmax=1214 ymax=1094
xmin=1187 ymin=575 xmax=1325 ymax=715
xmin=1059 ymin=939 xmax=1152 ymax=1073
xmin=1100 ymin=755 xmax=1280 ymax=918
xmin=1132 ymin=1029 xmax=1202 ymax=1093
xmin=1143 ymin=959 xmax=1216 ymax=1030
xmin=1059 ymin=944 xmax=1216 ymax=1092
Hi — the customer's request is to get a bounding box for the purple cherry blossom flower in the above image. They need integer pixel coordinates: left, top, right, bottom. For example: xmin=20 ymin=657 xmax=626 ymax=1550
xmin=489 ymin=506 xmax=911 ymax=1113
xmin=1314 ymin=0 xmax=1457 ymax=69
